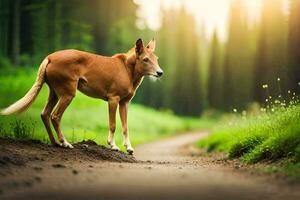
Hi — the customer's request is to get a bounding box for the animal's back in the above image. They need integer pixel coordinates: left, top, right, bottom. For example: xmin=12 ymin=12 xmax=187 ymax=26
xmin=45 ymin=50 xmax=96 ymax=81
xmin=45 ymin=49 xmax=127 ymax=99
xmin=47 ymin=49 xmax=94 ymax=67
xmin=46 ymin=49 xmax=116 ymax=73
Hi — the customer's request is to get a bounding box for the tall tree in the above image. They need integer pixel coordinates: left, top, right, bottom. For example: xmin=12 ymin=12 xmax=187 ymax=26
xmin=207 ymin=31 xmax=223 ymax=109
xmin=198 ymin=22 xmax=210 ymax=109
xmin=171 ymin=8 xmax=203 ymax=116
xmin=254 ymin=0 xmax=287 ymax=102
xmin=135 ymin=9 xmax=181 ymax=110
xmin=10 ymin=0 xmax=20 ymax=66
xmin=48 ymin=0 xmax=62 ymax=51
xmin=0 ymin=0 xmax=10 ymax=60
xmin=86 ymin=0 xmax=138 ymax=55
xmin=223 ymin=0 xmax=255 ymax=110
xmin=288 ymin=0 xmax=300 ymax=94
xmin=30 ymin=1 xmax=49 ymax=63
xmin=157 ymin=9 xmax=180 ymax=109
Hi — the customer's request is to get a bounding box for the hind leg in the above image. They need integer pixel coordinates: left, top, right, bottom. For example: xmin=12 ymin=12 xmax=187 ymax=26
xmin=51 ymin=94 xmax=74 ymax=148
xmin=41 ymin=87 xmax=59 ymax=146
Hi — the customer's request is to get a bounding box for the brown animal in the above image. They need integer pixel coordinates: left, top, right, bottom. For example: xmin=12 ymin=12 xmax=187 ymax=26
xmin=1 ymin=38 xmax=163 ymax=154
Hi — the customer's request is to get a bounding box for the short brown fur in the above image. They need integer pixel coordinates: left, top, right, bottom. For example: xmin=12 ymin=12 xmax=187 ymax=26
xmin=1 ymin=39 xmax=163 ymax=154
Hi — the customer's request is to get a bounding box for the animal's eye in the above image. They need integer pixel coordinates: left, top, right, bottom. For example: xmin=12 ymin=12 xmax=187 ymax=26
xmin=143 ymin=57 xmax=149 ymax=62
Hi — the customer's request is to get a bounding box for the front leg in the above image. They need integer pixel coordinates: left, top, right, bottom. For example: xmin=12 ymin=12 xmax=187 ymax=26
xmin=119 ymin=101 xmax=134 ymax=155
xmin=107 ymin=97 xmax=120 ymax=151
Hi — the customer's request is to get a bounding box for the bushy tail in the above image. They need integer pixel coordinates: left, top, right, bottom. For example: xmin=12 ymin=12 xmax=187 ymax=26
xmin=1 ymin=58 xmax=49 ymax=115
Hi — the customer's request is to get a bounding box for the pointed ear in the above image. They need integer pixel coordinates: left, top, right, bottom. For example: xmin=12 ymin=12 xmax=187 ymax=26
xmin=146 ymin=38 xmax=156 ymax=52
xmin=135 ymin=38 xmax=144 ymax=56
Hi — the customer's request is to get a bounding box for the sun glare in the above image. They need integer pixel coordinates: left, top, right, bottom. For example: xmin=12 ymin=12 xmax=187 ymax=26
xmin=134 ymin=0 xmax=288 ymax=41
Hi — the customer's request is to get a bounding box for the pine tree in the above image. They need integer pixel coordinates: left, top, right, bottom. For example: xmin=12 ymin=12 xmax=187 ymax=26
xmin=171 ymin=8 xmax=203 ymax=116
xmin=254 ymin=0 xmax=287 ymax=102
xmin=287 ymin=0 xmax=300 ymax=94
xmin=0 ymin=0 xmax=10 ymax=60
xmin=134 ymin=9 xmax=188 ymax=112
xmin=157 ymin=10 xmax=179 ymax=109
xmin=223 ymin=0 xmax=255 ymax=110
xmin=198 ymin=22 xmax=210 ymax=109
xmin=10 ymin=0 xmax=20 ymax=66
xmin=87 ymin=0 xmax=137 ymax=55
xmin=29 ymin=1 xmax=49 ymax=63
xmin=207 ymin=31 xmax=223 ymax=109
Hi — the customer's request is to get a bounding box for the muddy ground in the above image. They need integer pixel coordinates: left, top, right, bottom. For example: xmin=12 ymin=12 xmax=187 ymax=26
xmin=0 ymin=138 xmax=135 ymax=196
xmin=0 ymin=132 xmax=300 ymax=200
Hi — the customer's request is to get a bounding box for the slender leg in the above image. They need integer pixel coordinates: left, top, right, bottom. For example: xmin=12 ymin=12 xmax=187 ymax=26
xmin=107 ymin=97 xmax=120 ymax=151
xmin=119 ymin=101 xmax=134 ymax=154
xmin=51 ymin=95 xmax=74 ymax=148
xmin=41 ymin=88 xmax=58 ymax=146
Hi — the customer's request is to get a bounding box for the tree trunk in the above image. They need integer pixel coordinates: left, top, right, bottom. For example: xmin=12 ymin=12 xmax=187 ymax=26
xmin=11 ymin=0 xmax=20 ymax=66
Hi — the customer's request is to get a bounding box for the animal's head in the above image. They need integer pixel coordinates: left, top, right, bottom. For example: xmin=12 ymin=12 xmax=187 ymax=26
xmin=134 ymin=38 xmax=163 ymax=77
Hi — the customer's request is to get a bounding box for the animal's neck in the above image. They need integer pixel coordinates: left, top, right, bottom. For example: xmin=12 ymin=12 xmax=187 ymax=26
xmin=125 ymin=54 xmax=144 ymax=90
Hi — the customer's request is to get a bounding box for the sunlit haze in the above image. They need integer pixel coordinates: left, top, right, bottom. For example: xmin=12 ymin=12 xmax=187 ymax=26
xmin=134 ymin=0 xmax=288 ymax=41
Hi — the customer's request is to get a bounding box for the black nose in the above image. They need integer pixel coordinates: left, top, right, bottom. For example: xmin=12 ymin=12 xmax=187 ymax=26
xmin=156 ymin=71 xmax=163 ymax=77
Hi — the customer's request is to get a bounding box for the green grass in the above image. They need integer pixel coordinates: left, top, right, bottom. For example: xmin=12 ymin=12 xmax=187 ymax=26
xmin=0 ymin=68 xmax=215 ymax=151
xmin=198 ymin=104 xmax=300 ymax=179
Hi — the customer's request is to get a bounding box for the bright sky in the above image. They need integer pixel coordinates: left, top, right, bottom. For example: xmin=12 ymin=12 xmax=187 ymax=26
xmin=134 ymin=0 xmax=288 ymax=41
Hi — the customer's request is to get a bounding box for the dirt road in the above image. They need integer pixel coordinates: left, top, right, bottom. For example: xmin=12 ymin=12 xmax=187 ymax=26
xmin=1 ymin=132 xmax=300 ymax=200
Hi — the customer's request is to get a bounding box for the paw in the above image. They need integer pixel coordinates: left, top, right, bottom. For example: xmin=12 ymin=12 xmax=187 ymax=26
xmin=126 ymin=146 xmax=134 ymax=155
xmin=108 ymin=141 xmax=120 ymax=151
xmin=61 ymin=141 xmax=74 ymax=149
xmin=111 ymin=145 xmax=120 ymax=151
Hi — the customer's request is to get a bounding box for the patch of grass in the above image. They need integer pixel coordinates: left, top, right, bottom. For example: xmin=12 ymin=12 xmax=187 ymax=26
xmin=0 ymin=122 xmax=6 ymax=137
xmin=0 ymin=68 xmax=215 ymax=149
xmin=295 ymin=145 xmax=300 ymax=162
xmin=10 ymin=119 xmax=36 ymax=139
xmin=260 ymin=161 xmax=300 ymax=180
xmin=229 ymin=135 xmax=264 ymax=159
xmin=241 ymin=126 xmax=300 ymax=163
xmin=281 ymin=162 xmax=300 ymax=180
xmin=197 ymin=104 xmax=300 ymax=179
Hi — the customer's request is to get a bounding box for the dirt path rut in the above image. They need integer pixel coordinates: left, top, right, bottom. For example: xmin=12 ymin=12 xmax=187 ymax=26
xmin=1 ymin=132 xmax=300 ymax=200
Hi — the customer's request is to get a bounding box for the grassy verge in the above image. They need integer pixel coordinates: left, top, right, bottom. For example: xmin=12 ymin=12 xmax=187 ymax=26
xmin=0 ymin=68 xmax=215 ymax=151
xmin=198 ymin=104 xmax=300 ymax=180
